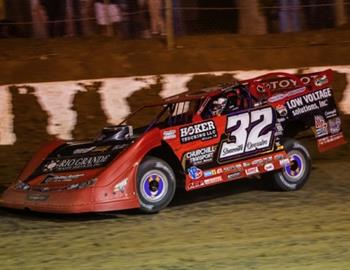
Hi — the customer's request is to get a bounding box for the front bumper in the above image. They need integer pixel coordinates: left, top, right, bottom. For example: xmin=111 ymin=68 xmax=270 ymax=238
xmin=0 ymin=185 xmax=140 ymax=214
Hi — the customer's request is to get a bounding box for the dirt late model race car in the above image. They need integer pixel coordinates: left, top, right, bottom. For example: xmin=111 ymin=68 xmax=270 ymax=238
xmin=0 ymin=69 xmax=346 ymax=214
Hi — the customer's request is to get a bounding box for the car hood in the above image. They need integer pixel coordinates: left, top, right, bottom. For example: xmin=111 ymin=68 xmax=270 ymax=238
xmin=26 ymin=139 xmax=132 ymax=183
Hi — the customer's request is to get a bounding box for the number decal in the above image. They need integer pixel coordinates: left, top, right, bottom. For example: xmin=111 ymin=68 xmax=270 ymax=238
xmin=220 ymin=113 xmax=249 ymax=159
xmin=219 ymin=107 xmax=275 ymax=162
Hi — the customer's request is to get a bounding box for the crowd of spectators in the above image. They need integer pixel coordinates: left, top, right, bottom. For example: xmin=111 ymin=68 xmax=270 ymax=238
xmin=0 ymin=0 xmax=348 ymax=39
xmin=0 ymin=0 xmax=174 ymax=38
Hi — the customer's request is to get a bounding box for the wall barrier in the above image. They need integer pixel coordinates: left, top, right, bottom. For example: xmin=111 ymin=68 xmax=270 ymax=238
xmin=1 ymin=65 xmax=350 ymax=145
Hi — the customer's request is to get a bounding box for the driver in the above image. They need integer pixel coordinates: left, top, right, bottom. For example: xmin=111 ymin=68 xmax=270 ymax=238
xmin=210 ymin=97 xmax=228 ymax=116
xmin=225 ymin=91 xmax=240 ymax=112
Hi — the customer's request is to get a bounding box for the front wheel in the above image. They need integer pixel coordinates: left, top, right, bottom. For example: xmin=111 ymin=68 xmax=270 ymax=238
xmin=270 ymin=139 xmax=312 ymax=191
xmin=137 ymin=156 xmax=176 ymax=213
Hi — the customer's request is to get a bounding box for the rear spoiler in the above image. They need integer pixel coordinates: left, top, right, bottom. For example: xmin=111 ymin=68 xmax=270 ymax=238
xmin=241 ymin=69 xmax=333 ymax=93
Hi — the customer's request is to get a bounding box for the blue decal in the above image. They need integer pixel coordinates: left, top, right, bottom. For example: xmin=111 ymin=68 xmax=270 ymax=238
xmin=204 ymin=170 xmax=214 ymax=177
xmin=188 ymin=166 xmax=203 ymax=180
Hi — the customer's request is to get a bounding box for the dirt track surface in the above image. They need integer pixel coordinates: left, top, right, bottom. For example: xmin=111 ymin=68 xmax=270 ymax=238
xmin=1 ymin=158 xmax=350 ymax=270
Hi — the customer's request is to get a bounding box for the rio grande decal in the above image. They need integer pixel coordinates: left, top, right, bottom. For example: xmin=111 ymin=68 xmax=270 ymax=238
xmin=40 ymin=154 xmax=112 ymax=174
xmin=218 ymin=107 xmax=275 ymax=163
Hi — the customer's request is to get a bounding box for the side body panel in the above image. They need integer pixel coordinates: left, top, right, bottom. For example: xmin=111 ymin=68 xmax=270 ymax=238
xmin=161 ymin=106 xmax=289 ymax=191
xmin=0 ymin=129 xmax=164 ymax=213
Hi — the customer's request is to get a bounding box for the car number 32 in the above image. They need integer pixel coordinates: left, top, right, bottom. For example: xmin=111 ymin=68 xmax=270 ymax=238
xmin=219 ymin=107 xmax=275 ymax=162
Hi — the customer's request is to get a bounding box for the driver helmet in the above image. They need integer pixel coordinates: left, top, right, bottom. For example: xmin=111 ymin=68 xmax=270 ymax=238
xmin=211 ymin=97 xmax=228 ymax=116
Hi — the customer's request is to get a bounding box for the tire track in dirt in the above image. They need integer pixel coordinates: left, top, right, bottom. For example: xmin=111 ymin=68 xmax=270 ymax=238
xmin=0 ymin=160 xmax=349 ymax=270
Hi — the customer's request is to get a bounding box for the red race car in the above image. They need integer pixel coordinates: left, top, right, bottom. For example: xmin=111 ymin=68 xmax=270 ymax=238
xmin=0 ymin=69 xmax=346 ymax=213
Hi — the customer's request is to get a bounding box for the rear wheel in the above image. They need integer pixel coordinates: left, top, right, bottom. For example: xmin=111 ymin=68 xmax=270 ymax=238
xmin=137 ymin=156 xmax=176 ymax=213
xmin=268 ymin=139 xmax=311 ymax=191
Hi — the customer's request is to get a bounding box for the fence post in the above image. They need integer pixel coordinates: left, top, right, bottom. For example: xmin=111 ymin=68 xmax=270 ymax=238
xmin=165 ymin=0 xmax=174 ymax=50
xmin=103 ymin=0 xmax=113 ymax=36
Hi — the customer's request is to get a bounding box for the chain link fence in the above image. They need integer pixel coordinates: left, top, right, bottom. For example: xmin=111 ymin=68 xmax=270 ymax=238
xmin=0 ymin=0 xmax=349 ymax=45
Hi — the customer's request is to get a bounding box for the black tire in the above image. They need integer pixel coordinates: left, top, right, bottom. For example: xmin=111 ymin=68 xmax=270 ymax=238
xmin=269 ymin=139 xmax=312 ymax=191
xmin=136 ymin=156 xmax=176 ymax=213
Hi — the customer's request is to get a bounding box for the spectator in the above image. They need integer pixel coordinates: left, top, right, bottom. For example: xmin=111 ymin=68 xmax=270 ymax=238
xmin=147 ymin=0 xmax=165 ymax=35
xmin=119 ymin=0 xmax=142 ymax=39
xmin=279 ymin=0 xmax=301 ymax=32
xmin=0 ymin=0 xmax=8 ymax=37
xmin=137 ymin=0 xmax=151 ymax=38
xmin=94 ymin=0 xmax=122 ymax=36
xmin=40 ymin=0 xmax=67 ymax=37
xmin=80 ymin=0 xmax=95 ymax=36
xmin=65 ymin=0 xmax=83 ymax=37
xmin=172 ymin=0 xmax=184 ymax=35
xmin=30 ymin=0 xmax=48 ymax=38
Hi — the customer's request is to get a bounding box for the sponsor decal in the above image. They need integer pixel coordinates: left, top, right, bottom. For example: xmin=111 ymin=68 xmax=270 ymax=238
xmin=264 ymin=163 xmax=275 ymax=172
xmin=73 ymin=147 xmax=95 ymax=155
xmin=113 ymin=178 xmax=128 ymax=193
xmin=274 ymin=154 xmax=284 ymax=160
xmin=314 ymin=115 xmax=328 ymax=138
xmin=185 ymin=145 xmax=217 ymax=166
xmin=91 ymin=145 xmax=112 ymax=153
xmin=267 ymin=76 xmax=308 ymax=91
xmin=279 ymin=159 xmax=290 ymax=167
xmin=27 ymin=193 xmax=49 ymax=201
xmin=236 ymin=164 xmax=243 ymax=171
xmin=216 ymin=168 xmax=223 ymax=174
xmin=188 ymin=180 xmax=205 ymax=190
xmin=263 ymin=156 xmax=273 ymax=163
xmin=227 ymin=172 xmax=241 ymax=180
xmin=275 ymin=123 xmax=283 ymax=132
xmin=243 ymin=162 xmax=251 ymax=167
xmin=315 ymin=75 xmax=328 ymax=86
xmin=42 ymin=173 xmax=84 ymax=184
xmin=252 ymin=159 xmax=264 ymax=166
xmin=204 ymin=170 xmax=216 ymax=177
xmin=324 ymin=109 xmax=337 ymax=119
xmin=318 ymin=133 xmax=344 ymax=146
xmin=223 ymin=165 xmax=235 ymax=172
xmin=268 ymin=87 xmax=306 ymax=103
xmin=276 ymin=104 xmax=288 ymax=117
xmin=73 ymin=145 xmax=112 ymax=154
xmin=315 ymin=115 xmax=327 ymax=128
xmin=328 ymin=117 xmax=341 ymax=135
xmin=42 ymin=154 xmax=111 ymax=173
xmin=163 ymin=130 xmax=176 ymax=140
xmin=218 ymin=107 xmax=274 ymax=162
xmin=204 ymin=167 xmax=223 ymax=177
xmin=188 ymin=166 xmax=203 ymax=180
xmin=245 ymin=167 xmax=259 ymax=175
xmin=223 ymin=164 xmax=243 ymax=172
xmin=180 ymin=121 xmax=217 ymax=143
xmin=286 ymin=88 xmax=332 ymax=117
xmin=204 ymin=176 xmax=223 ymax=185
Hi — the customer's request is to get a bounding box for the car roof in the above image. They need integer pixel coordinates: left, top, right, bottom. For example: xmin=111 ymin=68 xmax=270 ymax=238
xmin=147 ymin=83 xmax=240 ymax=107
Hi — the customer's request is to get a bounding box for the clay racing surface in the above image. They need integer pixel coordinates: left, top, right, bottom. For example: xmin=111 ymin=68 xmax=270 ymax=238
xmin=1 ymin=155 xmax=350 ymax=270
xmin=1 ymin=31 xmax=350 ymax=269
